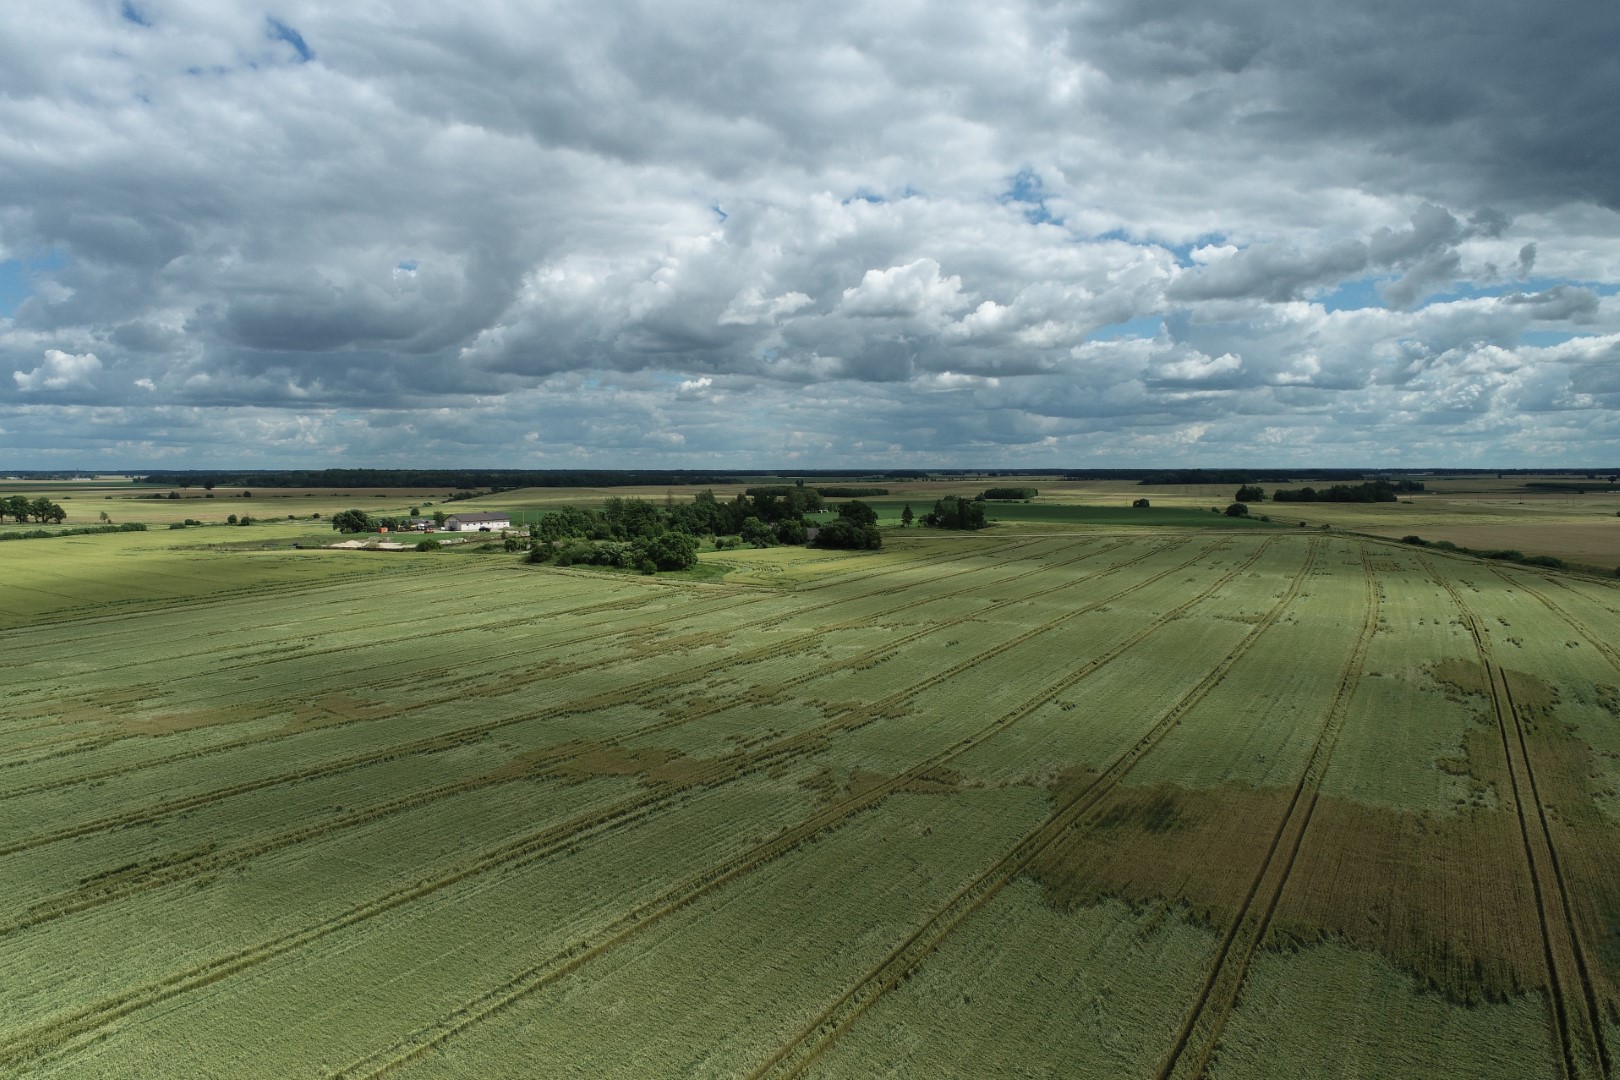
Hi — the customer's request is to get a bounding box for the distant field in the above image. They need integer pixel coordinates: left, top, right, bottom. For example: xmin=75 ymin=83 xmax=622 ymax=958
xmin=3 ymin=525 xmax=1619 ymax=1077
xmin=980 ymin=502 xmax=1279 ymax=528
xmin=8 ymin=474 xmax=1615 ymax=567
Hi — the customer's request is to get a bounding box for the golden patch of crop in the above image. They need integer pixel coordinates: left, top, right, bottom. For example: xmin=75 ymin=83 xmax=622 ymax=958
xmin=551 ymin=743 xmax=718 ymax=787
xmin=1026 ymin=670 xmax=1620 ymax=1019
xmin=1428 ymin=657 xmax=1491 ymax=700
xmin=1027 ymin=778 xmax=1545 ymax=1005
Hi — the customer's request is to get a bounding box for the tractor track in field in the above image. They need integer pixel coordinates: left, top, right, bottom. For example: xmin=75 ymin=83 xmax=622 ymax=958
xmin=0 ymin=559 xmax=433 ymax=636
xmin=0 ymin=589 xmax=760 ymax=767
xmin=1148 ymin=542 xmax=1379 ymax=1080
xmin=0 ymin=538 xmax=1062 ymax=800
xmin=0 ymin=538 xmax=1088 ymax=840
xmin=338 ymin=535 xmax=1302 ymax=1080
xmin=0 ymin=538 xmax=1136 ymax=928
xmin=1420 ymin=554 xmax=1611 ymax=1080
xmin=1489 ymin=568 xmax=1620 ymax=675
xmin=0 ymin=535 xmax=1242 ymax=1072
xmin=742 ymin=535 xmax=1319 ymax=1080
xmin=0 ymin=535 xmax=1004 ymax=728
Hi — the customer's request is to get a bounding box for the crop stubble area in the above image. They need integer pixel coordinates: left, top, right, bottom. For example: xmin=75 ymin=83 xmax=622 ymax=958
xmin=3 ymin=529 xmax=1620 ymax=1077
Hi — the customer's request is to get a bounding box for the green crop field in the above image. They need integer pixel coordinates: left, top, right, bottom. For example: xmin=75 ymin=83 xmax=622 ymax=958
xmin=3 ymin=524 xmax=1620 ymax=1078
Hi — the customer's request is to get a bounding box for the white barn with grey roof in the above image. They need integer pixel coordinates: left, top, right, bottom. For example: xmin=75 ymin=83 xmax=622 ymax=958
xmin=443 ymin=512 xmax=512 ymax=531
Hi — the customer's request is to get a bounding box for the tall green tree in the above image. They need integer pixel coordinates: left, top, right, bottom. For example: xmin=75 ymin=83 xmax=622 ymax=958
xmin=330 ymin=508 xmax=374 ymax=533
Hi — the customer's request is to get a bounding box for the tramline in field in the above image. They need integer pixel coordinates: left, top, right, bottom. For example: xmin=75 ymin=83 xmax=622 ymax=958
xmin=2 ymin=528 xmax=1619 ymax=1078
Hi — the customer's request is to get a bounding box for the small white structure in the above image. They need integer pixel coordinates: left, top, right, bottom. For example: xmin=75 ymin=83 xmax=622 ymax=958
xmin=443 ymin=512 xmax=512 ymax=532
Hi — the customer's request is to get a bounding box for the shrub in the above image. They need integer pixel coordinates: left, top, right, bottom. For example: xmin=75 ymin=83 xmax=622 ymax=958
xmin=1520 ymin=555 xmax=1566 ymax=569
xmin=1401 ymin=535 xmax=1427 ymax=545
xmin=634 ymin=531 xmax=699 ymax=571
xmin=416 ymin=539 xmax=441 ymax=552
xmin=1224 ymin=502 xmax=1249 ymax=517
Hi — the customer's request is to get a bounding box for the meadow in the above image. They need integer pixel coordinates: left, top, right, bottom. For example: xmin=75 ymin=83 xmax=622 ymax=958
xmin=2 ymin=500 xmax=1620 ymax=1077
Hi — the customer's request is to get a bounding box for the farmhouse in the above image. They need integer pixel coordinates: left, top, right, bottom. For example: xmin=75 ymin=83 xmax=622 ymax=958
xmin=443 ymin=512 xmax=512 ymax=532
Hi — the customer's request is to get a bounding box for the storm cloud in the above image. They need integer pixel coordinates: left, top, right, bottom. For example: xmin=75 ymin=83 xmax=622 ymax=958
xmin=1 ymin=0 xmax=1618 ymax=466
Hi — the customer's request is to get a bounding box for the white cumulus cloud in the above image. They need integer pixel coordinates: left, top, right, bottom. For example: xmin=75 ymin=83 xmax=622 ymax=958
xmin=13 ymin=349 xmax=102 ymax=392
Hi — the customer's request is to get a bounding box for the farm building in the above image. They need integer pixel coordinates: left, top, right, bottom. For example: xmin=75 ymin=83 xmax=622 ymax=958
xmin=443 ymin=512 xmax=512 ymax=532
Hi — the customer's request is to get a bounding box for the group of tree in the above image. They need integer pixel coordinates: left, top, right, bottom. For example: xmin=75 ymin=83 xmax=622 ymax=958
xmin=1271 ymin=481 xmax=1417 ymax=504
xmin=524 ymin=489 xmax=885 ymax=571
xmin=530 ymin=531 xmax=702 ymax=573
xmin=1 ymin=495 xmax=66 ymax=524
xmin=922 ymin=495 xmax=987 ymax=530
xmin=329 ymin=508 xmax=432 ymax=533
xmin=812 ymin=500 xmax=882 ymax=549
xmin=335 ymin=487 xmax=897 ymax=571
xmin=981 ymin=487 xmax=1037 ymax=501
xmin=330 ymin=509 xmax=378 ymax=533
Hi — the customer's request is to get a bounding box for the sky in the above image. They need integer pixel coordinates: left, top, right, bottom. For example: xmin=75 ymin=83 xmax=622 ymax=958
xmin=2 ymin=1 xmax=1619 ymax=469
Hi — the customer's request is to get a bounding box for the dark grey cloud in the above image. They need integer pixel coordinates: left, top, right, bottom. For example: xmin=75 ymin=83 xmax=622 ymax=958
xmin=1066 ymin=0 xmax=1620 ymax=212
xmin=1168 ymin=240 xmax=1369 ymax=303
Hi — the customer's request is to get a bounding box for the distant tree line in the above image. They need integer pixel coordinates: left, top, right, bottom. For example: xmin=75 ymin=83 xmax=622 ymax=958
xmin=1131 ymin=470 xmax=1299 ymax=486
xmin=1523 ymin=480 xmax=1619 ymax=492
xmin=742 ymin=485 xmax=889 ymax=499
xmin=1 ymin=523 xmax=145 ymax=541
xmin=1270 ymin=480 xmax=1422 ymax=504
xmin=814 ymin=486 xmax=890 ymax=498
xmin=135 ymin=469 xmax=918 ymax=490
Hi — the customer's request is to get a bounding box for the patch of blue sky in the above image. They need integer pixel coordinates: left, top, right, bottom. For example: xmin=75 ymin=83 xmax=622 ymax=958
xmin=999 ymin=168 xmax=1060 ymax=226
xmin=1520 ymin=329 xmax=1582 ymax=348
xmin=119 ymin=1 xmax=151 ymax=26
xmin=841 ymin=190 xmax=886 ymax=206
xmin=0 ymin=250 xmax=66 ymax=318
xmin=1088 ymin=316 xmax=1162 ymax=341
xmin=267 ymin=17 xmax=313 ymax=62
xmin=711 ymin=203 xmax=728 ymax=222
xmin=396 ymin=259 xmax=418 ymax=272
xmin=1313 ymin=277 xmax=1387 ymax=312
